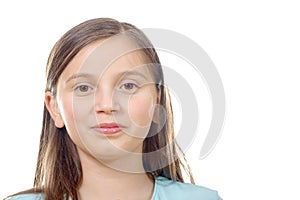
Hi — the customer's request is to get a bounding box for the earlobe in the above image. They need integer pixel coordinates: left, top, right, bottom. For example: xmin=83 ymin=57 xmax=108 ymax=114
xmin=150 ymin=104 xmax=166 ymax=136
xmin=152 ymin=93 xmax=162 ymax=124
xmin=45 ymin=91 xmax=65 ymax=128
xmin=54 ymin=116 xmax=65 ymax=128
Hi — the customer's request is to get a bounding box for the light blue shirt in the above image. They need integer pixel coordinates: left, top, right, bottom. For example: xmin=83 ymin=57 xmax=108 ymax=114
xmin=7 ymin=176 xmax=221 ymax=200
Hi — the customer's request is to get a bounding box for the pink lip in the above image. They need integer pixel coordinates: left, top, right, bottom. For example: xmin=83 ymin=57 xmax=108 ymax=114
xmin=93 ymin=123 xmax=122 ymax=135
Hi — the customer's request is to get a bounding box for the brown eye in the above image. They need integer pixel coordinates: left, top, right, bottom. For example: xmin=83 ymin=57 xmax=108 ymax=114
xmin=74 ymin=84 xmax=93 ymax=95
xmin=78 ymin=85 xmax=90 ymax=92
xmin=119 ymin=82 xmax=139 ymax=93
xmin=123 ymin=83 xmax=135 ymax=90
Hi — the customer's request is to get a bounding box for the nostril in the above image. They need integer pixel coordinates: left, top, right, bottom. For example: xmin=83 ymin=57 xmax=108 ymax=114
xmin=94 ymin=100 xmax=120 ymax=114
xmin=95 ymin=104 xmax=113 ymax=113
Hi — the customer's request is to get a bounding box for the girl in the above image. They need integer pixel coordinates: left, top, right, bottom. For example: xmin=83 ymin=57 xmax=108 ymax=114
xmin=6 ymin=18 xmax=221 ymax=200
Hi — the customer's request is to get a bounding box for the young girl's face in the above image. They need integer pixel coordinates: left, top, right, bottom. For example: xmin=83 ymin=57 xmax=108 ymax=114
xmin=48 ymin=36 xmax=160 ymax=171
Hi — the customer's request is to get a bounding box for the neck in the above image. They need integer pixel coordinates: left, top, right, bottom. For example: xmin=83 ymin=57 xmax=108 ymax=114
xmin=77 ymin=149 xmax=154 ymax=200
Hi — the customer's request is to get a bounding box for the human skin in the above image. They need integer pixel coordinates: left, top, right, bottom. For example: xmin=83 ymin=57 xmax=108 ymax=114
xmin=45 ymin=36 xmax=157 ymax=199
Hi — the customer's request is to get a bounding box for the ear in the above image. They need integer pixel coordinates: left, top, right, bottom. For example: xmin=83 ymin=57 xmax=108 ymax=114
xmin=156 ymin=90 xmax=161 ymax=104
xmin=152 ymin=92 xmax=162 ymax=124
xmin=45 ymin=91 xmax=65 ymax=128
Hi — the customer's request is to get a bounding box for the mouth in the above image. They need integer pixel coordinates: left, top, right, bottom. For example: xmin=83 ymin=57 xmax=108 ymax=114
xmin=92 ymin=122 xmax=123 ymax=135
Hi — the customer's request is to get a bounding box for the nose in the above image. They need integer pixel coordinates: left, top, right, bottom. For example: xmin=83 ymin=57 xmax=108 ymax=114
xmin=94 ymin=87 xmax=120 ymax=114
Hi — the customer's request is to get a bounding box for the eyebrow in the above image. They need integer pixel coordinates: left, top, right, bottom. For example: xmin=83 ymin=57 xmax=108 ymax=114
xmin=119 ymin=70 xmax=150 ymax=81
xmin=65 ymin=73 xmax=95 ymax=83
xmin=65 ymin=70 xmax=151 ymax=84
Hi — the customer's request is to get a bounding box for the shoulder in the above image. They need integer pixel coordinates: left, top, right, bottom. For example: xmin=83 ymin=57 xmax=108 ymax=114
xmin=5 ymin=194 xmax=44 ymax=200
xmin=153 ymin=176 xmax=221 ymax=200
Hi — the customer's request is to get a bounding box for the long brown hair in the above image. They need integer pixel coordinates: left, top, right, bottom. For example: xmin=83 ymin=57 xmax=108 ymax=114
xmin=7 ymin=18 xmax=194 ymax=200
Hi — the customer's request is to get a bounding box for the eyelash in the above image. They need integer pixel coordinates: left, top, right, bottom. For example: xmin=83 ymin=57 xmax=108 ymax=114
xmin=72 ymin=81 xmax=140 ymax=96
xmin=119 ymin=82 xmax=139 ymax=93
xmin=120 ymin=82 xmax=139 ymax=90
xmin=73 ymin=84 xmax=94 ymax=95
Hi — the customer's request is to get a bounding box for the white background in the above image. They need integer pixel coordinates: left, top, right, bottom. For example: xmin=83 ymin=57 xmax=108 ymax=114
xmin=0 ymin=0 xmax=299 ymax=199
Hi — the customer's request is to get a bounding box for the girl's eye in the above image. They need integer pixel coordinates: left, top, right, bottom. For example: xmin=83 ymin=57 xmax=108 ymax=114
xmin=119 ymin=83 xmax=139 ymax=93
xmin=74 ymin=85 xmax=94 ymax=95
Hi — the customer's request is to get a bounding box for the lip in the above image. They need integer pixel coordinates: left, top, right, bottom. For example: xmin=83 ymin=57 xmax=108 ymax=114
xmin=92 ymin=122 xmax=123 ymax=135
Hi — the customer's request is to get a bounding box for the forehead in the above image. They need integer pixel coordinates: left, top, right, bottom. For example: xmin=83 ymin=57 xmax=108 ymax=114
xmin=60 ymin=36 xmax=151 ymax=80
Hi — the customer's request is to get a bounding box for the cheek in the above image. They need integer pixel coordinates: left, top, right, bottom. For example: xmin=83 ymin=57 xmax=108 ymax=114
xmin=58 ymin=95 xmax=92 ymax=148
xmin=128 ymin=92 xmax=155 ymax=127
xmin=58 ymin=95 xmax=75 ymax=127
xmin=59 ymin=96 xmax=78 ymax=138
xmin=59 ymin=95 xmax=93 ymax=125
